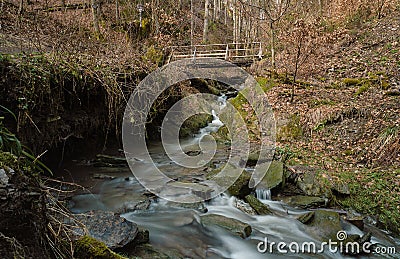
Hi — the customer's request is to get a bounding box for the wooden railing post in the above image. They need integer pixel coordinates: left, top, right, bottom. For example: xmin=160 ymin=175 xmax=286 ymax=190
xmin=225 ymin=44 xmax=229 ymax=60
xmin=192 ymin=46 xmax=197 ymax=62
xmin=258 ymin=42 xmax=263 ymax=59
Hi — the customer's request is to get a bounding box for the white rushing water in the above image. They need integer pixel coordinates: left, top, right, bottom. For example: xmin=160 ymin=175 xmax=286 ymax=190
xmin=255 ymin=188 xmax=272 ymax=200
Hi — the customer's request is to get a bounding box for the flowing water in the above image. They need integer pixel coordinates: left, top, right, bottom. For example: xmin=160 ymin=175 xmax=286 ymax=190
xmin=67 ymin=94 xmax=400 ymax=258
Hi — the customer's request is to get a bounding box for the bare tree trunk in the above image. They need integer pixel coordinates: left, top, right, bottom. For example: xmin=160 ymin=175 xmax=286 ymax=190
xmin=233 ymin=2 xmax=237 ymax=43
xmin=152 ymin=0 xmax=160 ymax=34
xmin=238 ymin=5 xmax=242 ymax=43
xmin=291 ymin=40 xmax=302 ymax=102
xmin=213 ymin=0 xmax=217 ymax=20
xmin=224 ymin=0 xmax=228 ymax=25
xmin=115 ymin=0 xmax=119 ymax=22
xmin=203 ymin=0 xmax=210 ymax=42
xmin=191 ymin=0 xmax=194 ymax=45
xmin=91 ymin=0 xmax=101 ymax=38
xmin=270 ymin=21 xmax=275 ymax=72
xmin=318 ymin=0 xmax=322 ymax=16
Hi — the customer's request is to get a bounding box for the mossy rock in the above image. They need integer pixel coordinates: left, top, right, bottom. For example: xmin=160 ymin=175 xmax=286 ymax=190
xmin=209 ymin=163 xmax=253 ymax=198
xmin=258 ymin=161 xmax=284 ymax=190
xmin=295 ymin=167 xmax=331 ymax=198
xmin=210 ymin=125 xmax=230 ymax=143
xmin=244 ymin=194 xmax=273 ymax=215
xmin=74 ymin=236 xmax=127 ymax=259
xmin=245 ymin=151 xmax=260 ymax=166
xmin=306 ymin=210 xmax=343 ymax=241
xmin=201 ymin=214 xmax=252 ymax=238
xmin=281 ymin=195 xmax=327 ymax=209
xmin=277 ymin=114 xmax=303 ymax=141
xmin=73 ymin=211 xmax=138 ymax=249
xmin=228 ymin=170 xmax=253 ymax=198
xmin=179 ymin=114 xmax=213 ymax=138
xmin=297 ymin=211 xmax=314 ymax=224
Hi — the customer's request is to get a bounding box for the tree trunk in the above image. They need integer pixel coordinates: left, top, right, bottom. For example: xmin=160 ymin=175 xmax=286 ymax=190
xmin=115 ymin=0 xmax=119 ymax=22
xmin=233 ymin=0 xmax=237 ymax=44
xmin=291 ymin=41 xmax=302 ymax=103
xmin=203 ymin=0 xmax=210 ymax=42
xmin=152 ymin=0 xmax=160 ymax=34
xmin=270 ymin=21 xmax=275 ymax=72
xmin=224 ymin=0 xmax=227 ymax=25
xmin=91 ymin=0 xmax=101 ymax=38
xmin=191 ymin=0 xmax=194 ymax=45
xmin=318 ymin=0 xmax=322 ymax=16
xmin=213 ymin=0 xmax=217 ymax=20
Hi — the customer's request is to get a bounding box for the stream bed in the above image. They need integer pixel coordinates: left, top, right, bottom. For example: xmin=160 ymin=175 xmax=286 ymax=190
xmin=60 ymin=94 xmax=400 ymax=258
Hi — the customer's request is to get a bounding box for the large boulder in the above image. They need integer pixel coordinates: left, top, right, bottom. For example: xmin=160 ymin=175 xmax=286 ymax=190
xmin=257 ymin=161 xmax=284 ymax=190
xmin=209 ymin=163 xmax=253 ymax=198
xmin=302 ymin=210 xmax=342 ymax=241
xmin=201 ymin=214 xmax=252 ymax=238
xmin=73 ymin=211 xmax=139 ymax=250
xmin=290 ymin=165 xmax=331 ymax=197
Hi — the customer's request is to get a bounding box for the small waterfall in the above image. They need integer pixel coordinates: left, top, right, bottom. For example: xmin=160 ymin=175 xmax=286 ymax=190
xmin=255 ymin=188 xmax=272 ymax=200
xmin=193 ymin=96 xmax=226 ymax=141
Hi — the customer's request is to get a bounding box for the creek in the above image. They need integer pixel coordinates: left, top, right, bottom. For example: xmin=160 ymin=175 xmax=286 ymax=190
xmin=63 ymin=94 xmax=399 ymax=258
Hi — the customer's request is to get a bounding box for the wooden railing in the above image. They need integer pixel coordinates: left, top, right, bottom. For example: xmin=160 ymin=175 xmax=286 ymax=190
xmin=166 ymin=42 xmax=263 ymax=64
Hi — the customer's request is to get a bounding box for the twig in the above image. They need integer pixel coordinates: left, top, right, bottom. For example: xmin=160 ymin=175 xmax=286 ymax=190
xmin=25 ymin=111 xmax=41 ymax=133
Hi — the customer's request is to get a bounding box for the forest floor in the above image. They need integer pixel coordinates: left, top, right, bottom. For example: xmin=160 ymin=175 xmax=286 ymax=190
xmin=259 ymin=11 xmax=400 ymax=234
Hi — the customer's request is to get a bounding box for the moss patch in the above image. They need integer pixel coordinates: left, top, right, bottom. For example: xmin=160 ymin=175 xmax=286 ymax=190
xmin=277 ymin=114 xmax=303 ymax=141
xmin=338 ymin=169 xmax=400 ymax=234
xmin=74 ymin=236 xmax=127 ymax=259
xmin=342 ymin=78 xmax=362 ymax=86
xmin=245 ymin=194 xmax=273 ymax=215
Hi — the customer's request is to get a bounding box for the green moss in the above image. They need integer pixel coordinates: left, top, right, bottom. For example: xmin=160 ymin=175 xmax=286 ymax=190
xmin=245 ymin=194 xmax=273 ymax=215
xmin=342 ymin=78 xmax=362 ymax=86
xmin=256 ymin=77 xmax=275 ymax=92
xmin=309 ymin=99 xmax=335 ymax=108
xmin=277 ymin=114 xmax=303 ymax=141
xmin=74 ymin=236 xmax=127 ymax=259
xmin=142 ymin=45 xmax=163 ymax=66
xmin=210 ymin=125 xmax=231 ymax=143
xmin=229 ymin=91 xmax=249 ymax=117
xmin=355 ymin=80 xmax=371 ymax=96
xmin=210 ymin=163 xmax=252 ymax=198
xmin=227 ymin=89 xmax=262 ymax=141
xmin=0 ymin=151 xmax=18 ymax=169
xmin=179 ymin=113 xmax=212 ymax=138
xmin=338 ymin=169 xmax=400 ymax=234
